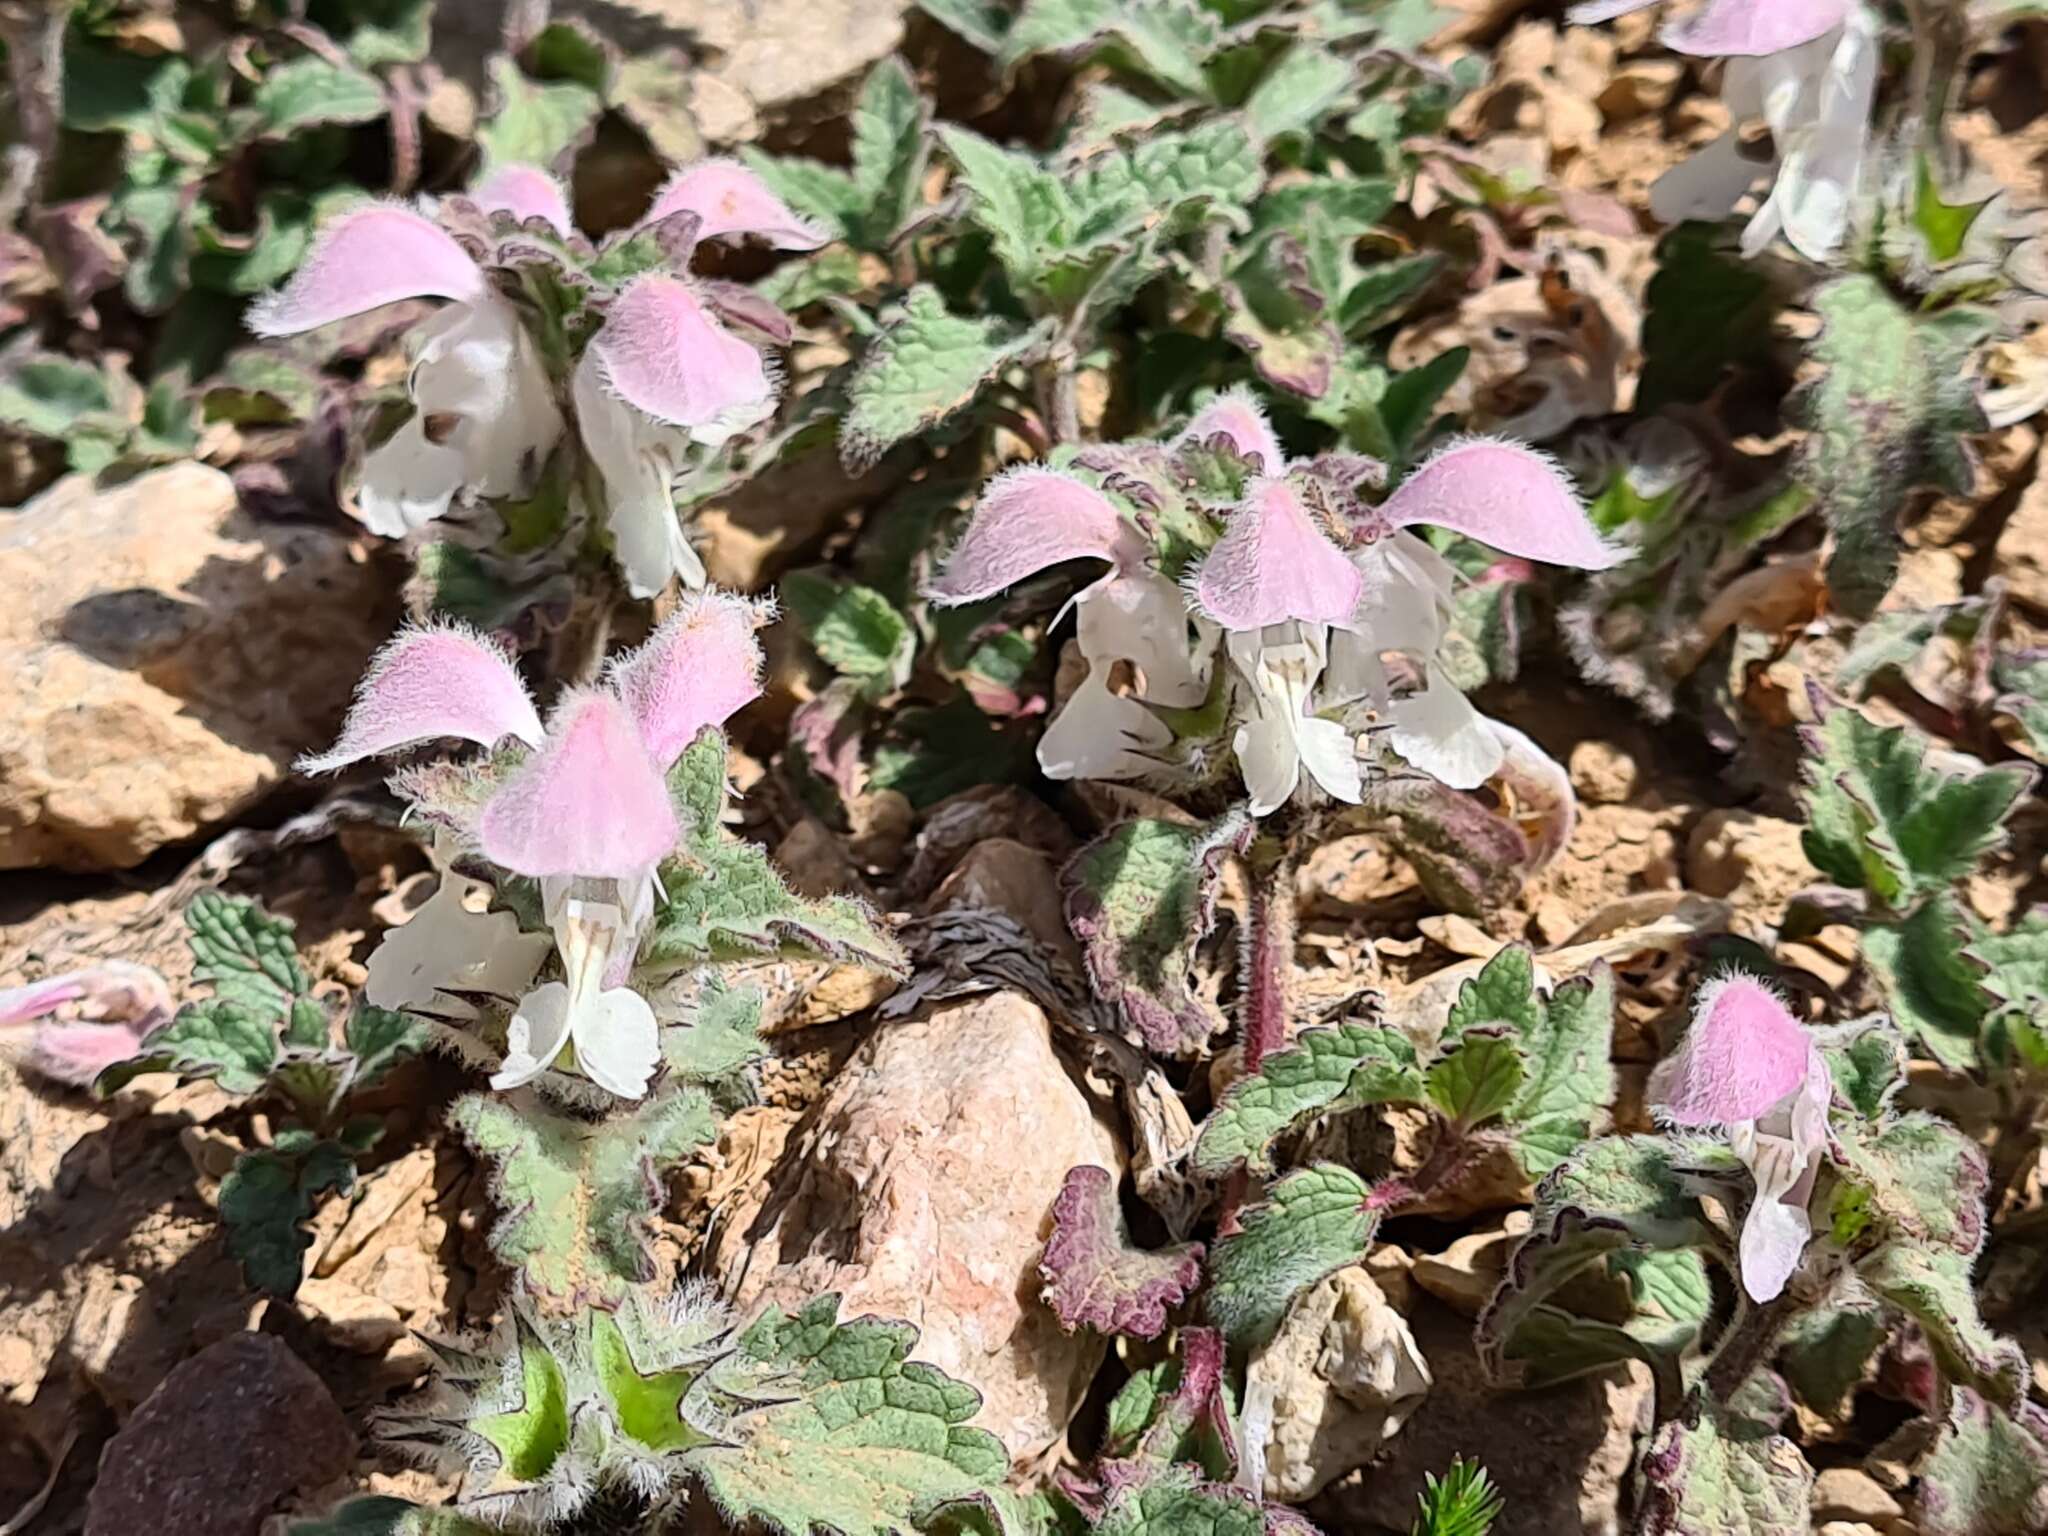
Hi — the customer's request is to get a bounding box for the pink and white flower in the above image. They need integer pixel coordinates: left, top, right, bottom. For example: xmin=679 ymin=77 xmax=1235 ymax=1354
xmin=1649 ymin=974 xmax=1833 ymax=1303
xmin=0 ymin=962 xmax=172 ymax=1085
xmin=301 ymin=595 xmax=769 ymax=1099
xmin=1571 ymin=0 xmax=1878 ymax=262
xmin=927 ymin=466 xmax=1212 ymax=782
xmin=251 ymin=159 xmax=820 ymax=596
xmin=1181 ymin=401 xmax=1621 ymax=812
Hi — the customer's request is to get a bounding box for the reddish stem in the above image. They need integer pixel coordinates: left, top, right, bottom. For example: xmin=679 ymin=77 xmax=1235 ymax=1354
xmin=1241 ymin=852 xmax=1295 ymax=1075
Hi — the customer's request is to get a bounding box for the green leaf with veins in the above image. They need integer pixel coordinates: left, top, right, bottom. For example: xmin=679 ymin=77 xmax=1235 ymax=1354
xmin=1425 ymin=1028 xmax=1525 ymax=1128
xmin=1798 ymin=703 xmax=2034 ymax=912
xmin=220 ymin=1140 xmax=357 ymax=1298
xmin=1829 ymin=1111 xmax=1988 ymax=1253
xmin=1206 ymin=1163 xmax=1379 ymax=1350
xmin=1192 ymin=1020 xmax=1424 ymax=1175
xmin=476 ymin=57 xmax=600 ymax=172
xmin=1818 ymin=1018 xmax=1906 ymax=1122
xmin=783 ymin=569 xmax=916 ymax=696
xmin=1860 ymin=1242 xmax=2027 ymax=1410
xmin=450 ymin=1090 xmax=719 ymax=1312
xmin=840 ymin=286 xmax=1042 ymax=471
xmin=591 ymin=1311 xmax=716 ymax=1454
xmin=1638 ymin=1404 xmax=1813 ymax=1536
xmin=1088 ymin=1463 xmax=1269 ymax=1536
xmin=1778 ymin=1303 xmax=1886 ymax=1422
xmin=98 ymin=999 xmax=280 ymax=1096
xmin=661 ymin=981 xmax=766 ymax=1084
xmin=472 ymin=1319 xmax=574 ymax=1489
xmin=250 ymin=57 xmax=387 ymax=135
xmin=1863 ymin=896 xmax=1991 ymax=1070
xmin=998 ymin=0 xmax=1223 ymax=97
xmin=682 ymin=1295 xmax=1019 ymax=1536
xmin=187 ymin=890 xmax=315 ymax=1013
xmin=850 ymin=57 xmax=929 ymax=242
xmin=1915 ymin=1389 xmax=2048 ymax=1536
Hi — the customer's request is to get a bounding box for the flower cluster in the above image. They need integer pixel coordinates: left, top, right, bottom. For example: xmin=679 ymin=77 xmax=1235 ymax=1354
xmin=930 ymin=391 xmax=1620 ymax=816
xmin=1571 ymin=0 xmax=1878 ymax=262
xmin=301 ymin=591 xmax=769 ymax=1098
xmin=251 ymin=159 xmax=822 ymax=596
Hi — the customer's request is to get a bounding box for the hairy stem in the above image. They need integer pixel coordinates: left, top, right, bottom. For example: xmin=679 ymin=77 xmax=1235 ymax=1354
xmin=1905 ymin=0 xmax=1969 ymax=175
xmin=1036 ymin=355 xmax=1081 ymax=445
xmin=1241 ymin=847 xmax=1296 ymax=1075
xmin=1704 ymin=1289 xmax=1800 ymax=1406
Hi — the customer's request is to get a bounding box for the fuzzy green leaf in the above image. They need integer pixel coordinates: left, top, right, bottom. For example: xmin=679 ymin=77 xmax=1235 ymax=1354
xmin=1818 ymin=1019 xmax=1907 ymax=1122
xmin=1062 ymin=814 xmax=1251 ymax=1058
xmin=684 ymin=1295 xmax=1018 ymax=1536
xmin=662 ymin=981 xmax=767 ymax=1084
xmin=1425 ymin=1028 xmax=1525 ymax=1129
xmin=1637 ymin=224 xmax=1779 ymax=412
xmin=1245 ymin=45 xmax=1357 ymax=141
xmin=220 ymin=1140 xmax=357 ymax=1298
xmin=737 ymin=152 xmax=866 ymax=241
xmin=1205 ymin=1163 xmax=1379 ymax=1350
xmin=477 ymin=57 xmax=600 ymax=172
xmin=450 ymin=1090 xmax=718 ymax=1312
xmin=251 ymin=57 xmax=387 ymax=135
xmin=641 ymin=735 xmax=905 ymax=974
xmin=784 ymin=569 xmax=916 ymax=695
xmin=851 ymin=57 xmax=929 ymax=241
xmin=1859 ymin=1243 xmax=2026 ymax=1410
xmin=1507 ymin=964 xmax=1617 ymax=1178
xmin=1863 ymin=896 xmax=1992 ymax=1070
xmin=840 ymin=286 xmax=1039 ymax=471
xmin=1916 ymin=1389 xmax=2048 ymax=1536
xmin=98 ymin=999 xmax=280 ymax=1096
xmin=1798 ymin=275 xmax=1995 ymax=616
xmin=1088 ymin=1464 xmax=1270 ymax=1536
xmin=999 ymin=0 xmax=1223 ymax=97
xmin=1829 ymin=1111 xmax=1989 ymax=1254
xmin=1799 ymin=704 xmax=2034 ymax=911
xmin=938 ymin=126 xmax=1075 ymax=281
xmin=1778 ymin=1303 xmax=1886 ymax=1421
xmin=1639 ymin=1404 xmax=1813 ymax=1536
xmin=346 ymin=1003 xmax=426 ymax=1087
xmin=1192 ymin=1020 xmax=1424 ymax=1175
xmin=590 ymin=1311 xmax=717 ymax=1455
xmin=188 ymin=890 xmax=315 ymax=1013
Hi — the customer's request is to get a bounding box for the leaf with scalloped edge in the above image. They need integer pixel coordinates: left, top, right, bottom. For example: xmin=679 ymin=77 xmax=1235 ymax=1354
xmin=1638 ymin=1402 xmax=1813 ymax=1536
xmin=840 ymin=286 xmax=1045 ymax=472
xmin=1206 ymin=1163 xmax=1379 ymax=1351
xmin=1425 ymin=1027 xmax=1525 ymax=1130
xmin=1864 ymin=896 xmax=1993 ymax=1070
xmin=642 ymin=734 xmax=905 ymax=976
xmin=683 ymin=1294 xmax=1025 ymax=1536
xmin=1778 ymin=1303 xmax=1887 ymax=1423
xmin=450 ymin=1089 xmax=718 ymax=1313
xmin=1859 ymin=1243 xmax=2027 ymax=1411
xmin=1040 ymin=1165 xmax=1204 ymax=1340
xmin=1817 ymin=1018 xmax=1907 ymax=1123
xmin=1063 ymin=813 xmax=1253 ymax=1058
xmin=1191 ymin=1020 xmax=1423 ymax=1176
xmin=1799 ymin=702 xmax=2034 ymax=912
xmin=1915 ymin=1389 xmax=2048 ymax=1536
xmin=1828 ymin=1112 xmax=1989 ymax=1255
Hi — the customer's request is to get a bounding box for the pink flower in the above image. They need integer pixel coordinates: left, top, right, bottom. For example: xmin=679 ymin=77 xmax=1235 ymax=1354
xmin=301 ymin=596 xmax=769 ymax=1098
xmin=1649 ymin=974 xmax=1833 ymax=1302
xmin=249 ymin=159 xmax=817 ymax=595
xmin=0 ymin=962 xmax=172 ymax=1085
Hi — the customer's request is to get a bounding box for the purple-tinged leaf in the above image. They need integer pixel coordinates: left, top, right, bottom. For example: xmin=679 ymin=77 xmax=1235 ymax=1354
xmin=641 ymin=158 xmax=829 ymax=249
xmin=1040 ymin=1164 xmax=1204 ymax=1340
xmin=698 ymin=279 xmax=796 ymax=346
xmin=0 ymin=962 xmax=173 ymax=1085
xmin=299 ymin=624 xmax=544 ymax=774
xmin=1135 ymin=1327 xmax=1239 ymax=1473
xmin=1916 ymin=1390 xmax=2048 ymax=1536
xmin=928 ymin=467 xmax=1139 ymax=606
xmin=1377 ymin=438 xmax=1622 ymax=572
xmin=472 ymin=164 xmax=575 ymax=236
xmin=587 ymin=275 xmax=777 ymax=435
xmin=1062 ymin=815 xmax=1253 ymax=1058
xmin=1639 ymin=1406 xmax=1812 ymax=1536
xmin=1649 ymin=974 xmax=1812 ymax=1128
xmin=1663 ymin=0 xmax=1848 ymax=57
xmin=1177 ymin=387 xmax=1284 ymax=475
xmin=1363 ymin=775 xmax=1535 ymax=917
xmin=479 ymin=691 xmax=678 ymax=882
xmin=248 ymin=203 xmax=486 ymax=336
xmin=1191 ymin=479 xmax=1361 ymax=629
xmin=608 ymin=588 xmax=769 ymax=770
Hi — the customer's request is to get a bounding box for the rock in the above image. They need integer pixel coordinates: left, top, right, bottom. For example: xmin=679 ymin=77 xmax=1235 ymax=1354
xmin=1411 ymin=1211 xmax=1531 ymax=1318
xmin=1312 ymin=1298 xmax=1651 ymax=1536
xmin=716 ymin=991 xmax=1122 ymax=1465
xmin=0 ymin=465 xmax=393 ymax=871
xmin=313 ymin=1146 xmax=436 ymax=1278
xmin=1811 ymin=1468 xmax=1902 ymax=1525
xmin=294 ymin=1277 xmax=406 ymax=1355
xmin=1684 ymin=810 xmax=1820 ymax=927
xmin=1365 ymin=1244 xmax=1416 ymax=1314
xmin=83 ymin=1333 xmax=352 ymax=1536
xmin=930 ymin=840 xmax=1077 ymax=963
xmin=1568 ymin=741 xmax=1640 ymax=805
xmin=1245 ymin=1267 xmax=1431 ymax=1502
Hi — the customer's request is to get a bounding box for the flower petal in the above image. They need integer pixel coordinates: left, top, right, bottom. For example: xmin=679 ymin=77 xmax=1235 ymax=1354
xmin=472 ymin=164 xmax=575 ymax=236
xmin=1039 ymin=670 xmax=1171 ymax=782
xmin=609 ymin=588 xmax=769 ymax=768
xmin=1650 ymin=974 xmax=1814 ymax=1127
xmin=572 ymin=986 xmax=660 ymax=1099
xmin=248 ymin=203 xmax=486 ymax=336
xmin=1483 ymin=718 xmax=1576 ymax=868
xmin=572 ymin=353 xmax=702 ymax=599
xmin=1075 ymin=572 xmax=1210 ymax=709
xmin=300 ymin=625 xmax=544 ymax=774
xmin=365 ymin=871 xmax=553 ymax=1019
xmin=1663 ymin=0 xmax=1847 ymax=57
xmin=1384 ymin=667 xmax=1504 ymax=791
xmin=641 ymin=158 xmax=828 ymax=249
xmin=357 ymin=415 xmax=467 ymax=537
xmin=1176 ymin=386 xmax=1284 ymax=474
xmin=491 ymin=980 xmax=576 ymax=1090
xmin=1737 ymin=1189 xmax=1810 ymax=1302
xmin=1566 ymin=0 xmax=1660 ymax=21
xmin=1192 ymin=479 xmax=1362 ymax=629
xmin=478 ymin=691 xmax=679 ymax=883
xmin=1649 ymin=130 xmax=1766 ymax=228
xmin=588 ymin=275 xmax=777 ymax=439
xmin=928 ymin=467 xmax=1142 ymax=605
xmin=0 ymin=962 xmax=172 ymax=1085
xmin=1379 ymin=438 xmax=1623 ymax=571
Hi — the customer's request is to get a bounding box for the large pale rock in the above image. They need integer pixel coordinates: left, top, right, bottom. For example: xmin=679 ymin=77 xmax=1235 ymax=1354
xmin=83 ymin=1332 xmax=351 ymax=1536
xmin=1245 ymin=1267 xmax=1431 ymax=1502
xmin=717 ymin=991 xmax=1122 ymax=1465
xmin=0 ymin=465 xmax=393 ymax=870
